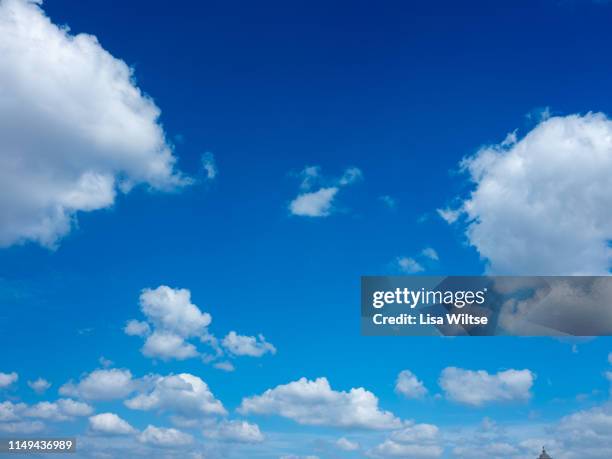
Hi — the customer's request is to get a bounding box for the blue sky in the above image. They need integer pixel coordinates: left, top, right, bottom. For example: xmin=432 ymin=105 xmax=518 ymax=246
xmin=2 ymin=0 xmax=612 ymax=458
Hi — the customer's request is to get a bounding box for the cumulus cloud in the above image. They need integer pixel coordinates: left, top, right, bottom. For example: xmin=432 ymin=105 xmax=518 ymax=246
xmin=124 ymin=320 xmax=151 ymax=338
xmin=238 ymin=377 xmax=401 ymax=430
xmin=222 ymin=331 xmax=276 ymax=357
xmin=0 ymin=0 xmax=190 ymax=248
xmin=0 ymin=372 xmax=18 ymax=388
xmin=288 ymin=166 xmax=362 ymax=217
xmin=138 ymin=425 xmax=193 ymax=448
xmin=27 ymin=378 xmax=51 ymax=394
xmin=89 ymin=413 xmax=137 ymax=436
xmin=125 ymin=285 xmax=276 ymax=367
xmin=395 ymin=370 xmax=428 ymax=399
xmin=0 ymin=398 xmax=92 ymax=428
xmin=289 ymin=187 xmax=338 ymax=217
xmin=421 ymin=248 xmax=439 ymax=261
xmin=125 ymin=373 xmax=226 ymax=418
xmin=442 ymin=112 xmax=612 ymax=274
xmin=59 ymin=368 xmax=136 ymax=401
xmin=204 ymin=420 xmax=264 ymax=443
xmin=439 ymin=367 xmax=534 ymax=406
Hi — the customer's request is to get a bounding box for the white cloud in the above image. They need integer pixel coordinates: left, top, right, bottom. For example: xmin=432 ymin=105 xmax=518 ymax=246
xmin=0 ymin=372 xmax=18 ymax=388
xmin=89 ymin=413 xmax=136 ymax=435
xmin=436 ymin=207 xmax=461 ymax=224
xmin=126 ymin=285 xmax=276 ymax=368
xmin=444 ymin=113 xmax=612 ymax=274
xmin=0 ymin=0 xmax=189 ymax=248
xmin=138 ymin=425 xmax=193 ymax=448
xmin=280 ymin=456 xmax=320 ymax=459
xmin=127 ymin=286 xmax=211 ymax=361
xmin=0 ymin=398 xmax=91 ymax=424
xmin=339 ymin=167 xmax=363 ymax=186
xmin=421 ymin=248 xmax=439 ymax=261
xmin=204 ymin=420 xmax=264 ymax=443
xmin=439 ymin=367 xmax=534 ymax=406
xmin=27 ymin=378 xmax=51 ymax=394
xmin=288 ymin=166 xmax=362 ymax=217
xmin=59 ymin=368 xmax=135 ymax=401
xmin=397 ymin=257 xmax=424 ymax=273
xmin=140 ymin=286 xmax=211 ymax=338
xmin=124 ymin=320 xmax=150 ymax=338
xmin=125 ymin=373 xmax=226 ymax=418
xmin=0 ymin=420 xmax=44 ymax=434
xmin=336 ymin=437 xmax=360 ymax=451
xmin=289 ymin=187 xmax=338 ymax=217
xmin=142 ymin=331 xmax=199 ymax=360
xmin=213 ymin=361 xmax=235 ymax=372
xmin=238 ymin=376 xmax=401 ymax=430
xmin=395 ymin=370 xmax=428 ymax=399
xmin=222 ymin=331 xmax=276 ymax=357
xmin=201 ymin=152 xmax=217 ymax=180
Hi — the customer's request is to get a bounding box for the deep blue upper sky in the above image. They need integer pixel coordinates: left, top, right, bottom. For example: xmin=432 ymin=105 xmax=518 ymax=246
xmin=2 ymin=1 xmax=612 ymax=458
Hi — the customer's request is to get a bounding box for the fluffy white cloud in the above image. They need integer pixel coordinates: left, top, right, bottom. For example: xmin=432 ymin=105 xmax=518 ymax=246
xmin=439 ymin=367 xmax=534 ymax=406
xmin=0 ymin=372 xmax=18 ymax=388
xmin=222 ymin=331 xmax=276 ymax=357
xmin=59 ymin=368 xmax=136 ymax=401
xmin=27 ymin=378 xmax=51 ymax=394
xmin=395 ymin=370 xmax=428 ymax=399
xmin=0 ymin=399 xmax=91 ymax=424
xmin=289 ymin=187 xmax=338 ymax=217
xmin=0 ymin=0 xmax=189 ymax=248
xmin=443 ymin=113 xmax=612 ymax=274
xmin=336 ymin=437 xmax=360 ymax=451
xmin=142 ymin=331 xmax=199 ymax=360
xmin=390 ymin=422 xmax=439 ymax=443
xmin=124 ymin=320 xmax=151 ymax=338
xmin=89 ymin=413 xmax=136 ymax=435
xmin=125 ymin=373 xmax=226 ymax=418
xmin=204 ymin=420 xmax=264 ymax=443
xmin=288 ymin=166 xmax=362 ymax=217
xmin=140 ymin=286 xmax=211 ymax=337
xmin=238 ymin=377 xmax=401 ymax=430
xmin=138 ymin=425 xmax=193 ymax=448
xmin=126 ymin=285 xmax=276 ymax=368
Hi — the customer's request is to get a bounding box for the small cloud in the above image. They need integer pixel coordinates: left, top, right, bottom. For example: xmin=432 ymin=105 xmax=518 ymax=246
xmin=379 ymin=195 xmax=397 ymax=209
xmin=436 ymin=207 xmax=461 ymax=224
xmin=222 ymin=332 xmax=276 ymax=358
xmin=289 ymin=187 xmax=338 ymax=217
xmin=201 ymin=152 xmax=217 ymax=180
xmin=213 ymin=361 xmax=235 ymax=372
xmin=288 ymin=166 xmax=362 ymax=218
xmin=89 ymin=412 xmax=137 ymax=436
xmin=395 ymin=370 xmax=428 ymax=399
xmin=397 ymin=257 xmax=424 ymax=273
xmin=138 ymin=425 xmax=193 ymax=447
xmin=27 ymin=378 xmax=51 ymax=394
xmin=421 ymin=247 xmax=439 ymax=261
xmin=0 ymin=372 xmax=18 ymax=389
xmin=338 ymin=167 xmax=363 ymax=186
